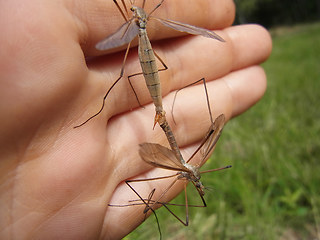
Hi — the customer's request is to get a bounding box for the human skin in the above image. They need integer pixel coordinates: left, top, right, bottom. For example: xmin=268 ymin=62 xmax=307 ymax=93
xmin=0 ymin=0 xmax=271 ymax=239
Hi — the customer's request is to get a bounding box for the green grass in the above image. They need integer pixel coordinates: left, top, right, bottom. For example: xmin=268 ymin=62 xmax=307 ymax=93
xmin=124 ymin=22 xmax=320 ymax=240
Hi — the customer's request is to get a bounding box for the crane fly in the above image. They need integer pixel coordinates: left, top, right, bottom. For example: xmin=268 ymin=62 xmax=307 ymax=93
xmin=74 ymin=0 xmax=225 ymax=129
xmin=109 ymin=114 xmax=231 ymax=233
xmin=137 ymin=114 xmax=231 ymax=220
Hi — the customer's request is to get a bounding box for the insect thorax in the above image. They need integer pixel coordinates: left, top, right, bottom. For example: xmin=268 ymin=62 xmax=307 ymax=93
xmin=131 ymin=6 xmax=147 ymax=29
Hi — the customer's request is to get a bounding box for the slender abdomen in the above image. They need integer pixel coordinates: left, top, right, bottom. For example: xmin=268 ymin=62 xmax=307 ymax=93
xmin=138 ymin=30 xmax=163 ymax=113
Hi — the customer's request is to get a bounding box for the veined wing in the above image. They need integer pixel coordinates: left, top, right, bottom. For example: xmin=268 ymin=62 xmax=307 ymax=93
xmin=96 ymin=19 xmax=139 ymax=50
xmin=200 ymin=114 xmax=225 ymax=161
xmin=187 ymin=114 xmax=225 ymax=166
xmin=152 ymin=17 xmax=225 ymax=42
xmin=139 ymin=143 xmax=190 ymax=172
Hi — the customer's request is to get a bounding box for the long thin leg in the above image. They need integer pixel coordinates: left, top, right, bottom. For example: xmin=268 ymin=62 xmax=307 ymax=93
xmin=142 ymin=178 xmax=179 ymax=213
xmin=147 ymin=0 xmax=165 ymax=18
xmin=125 ymin=179 xmax=190 ymax=226
xmin=142 ymin=188 xmax=159 ymax=219
xmin=153 ymin=50 xmax=168 ymax=72
xmin=200 ymin=165 xmax=232 ymax=174
xmin=124 ymin=173 xmax=180 ymax=218
xmin=110 ymin=198 xmax=205 ymax=208
xmin=156 ymin=182 xmax=191 ymax=226
xmin=126 ymin=199 xmax=205 ymax=208
xmin=191 ymin=181 xmax=207 ymax=207
xmin=126 ymin=172 xmax=179 ymax=183
xmin=127 ymin=181 xmax=208 ymax=226
xmin=125 ymin=182 xmax=162 ymax=239
xmin=171 ymin=77 xmax=213 ymax=125
xmin=110 ymin=193 xmax=207 ymax=226
xmin=110 ymin=176 xmax=208 ymax=227
xmin=124 ymin=174 xmax=181 ymax=213
xmin=114 ymin=0 xmax=129 ymax=21
xmin=184 ymin=183 xmax=189 ymax=226
xmin=127 ymin=72 xmax=144 ymax=108
xmin=74 ymin=42 xmax=132 ymax=128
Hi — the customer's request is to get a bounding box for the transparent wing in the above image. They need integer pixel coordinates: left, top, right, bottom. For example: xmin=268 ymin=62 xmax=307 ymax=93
xmin=139 ymin=143 xmax=190 ymax=172
xmin=96 ymin=19 xmax=139 ymax=50
xmin=187 ymin=114 xmax=225 ymax=166
xmin=153 ymin=17 xmax=225 ymax=42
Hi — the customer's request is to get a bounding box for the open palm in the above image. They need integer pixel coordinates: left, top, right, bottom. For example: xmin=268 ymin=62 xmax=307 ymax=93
xmin=0 ymin=0 xmax=271 ymax=239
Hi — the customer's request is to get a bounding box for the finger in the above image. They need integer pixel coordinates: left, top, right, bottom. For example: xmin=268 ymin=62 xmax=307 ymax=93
xmin=169 ymin=66 xmax=267 ymax=144
xmin=76 ymin=0 xmax=235 ymax=55
xmin=225 ymin=24 xmax=273 ymax=71
xmin=159 ymin=24 xmax=271 ymax=91
xmin=225 ymin=66 xmax=267 ymax=117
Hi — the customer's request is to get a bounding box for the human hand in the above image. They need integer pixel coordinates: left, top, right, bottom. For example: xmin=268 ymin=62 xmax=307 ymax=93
xmin=0 ymin=0 xmax=271 ymax=239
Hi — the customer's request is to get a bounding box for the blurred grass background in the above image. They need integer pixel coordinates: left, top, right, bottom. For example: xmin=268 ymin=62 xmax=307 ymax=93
xmin=124 ymin=21 xmax=320 ymax=240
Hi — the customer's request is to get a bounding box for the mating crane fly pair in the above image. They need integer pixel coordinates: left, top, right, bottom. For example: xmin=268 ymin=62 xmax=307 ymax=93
xmin=75 ymin=0 xmax=230 ymax=238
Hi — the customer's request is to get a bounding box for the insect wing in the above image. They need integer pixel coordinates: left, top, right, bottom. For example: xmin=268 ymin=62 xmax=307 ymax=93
xmin=153 ymin=18 xmax=225 ymax=42
xmin=200 ymin=114 xmax=225 ymax=161
xmin=186 ymin=114 xmax=225 ymax=166
xmin=139 ymin=143 xmax=190 ymax=172
xmin=96 ymin=20 xmax=139 ymax=50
